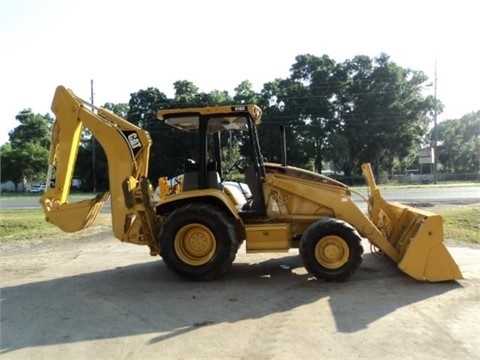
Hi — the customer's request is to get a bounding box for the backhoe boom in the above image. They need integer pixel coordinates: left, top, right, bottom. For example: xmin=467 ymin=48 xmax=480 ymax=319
xmin=40 ymin=86 xmax=159 ymax=254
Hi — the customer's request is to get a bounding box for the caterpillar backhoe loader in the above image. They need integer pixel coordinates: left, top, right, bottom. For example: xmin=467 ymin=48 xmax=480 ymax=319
xmin=40 ymin=85 xmax=463 ymax=282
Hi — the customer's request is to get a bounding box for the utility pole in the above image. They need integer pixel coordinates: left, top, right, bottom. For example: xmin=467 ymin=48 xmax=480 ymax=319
xmin=433 ymin=60 xmax=438 ymax=184
xmin=91 ymin=79 xmax=97 ymax=193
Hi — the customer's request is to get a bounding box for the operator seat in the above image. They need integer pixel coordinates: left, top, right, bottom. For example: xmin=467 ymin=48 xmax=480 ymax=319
xmin=182 ymin=159 xmax=221 ymax=190
xmin=241 ymin=165 xmax=266 ymax=216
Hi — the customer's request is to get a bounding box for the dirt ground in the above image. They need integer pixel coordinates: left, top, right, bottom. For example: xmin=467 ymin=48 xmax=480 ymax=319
xmin=1 ymin=218 xmax=479 ymax=359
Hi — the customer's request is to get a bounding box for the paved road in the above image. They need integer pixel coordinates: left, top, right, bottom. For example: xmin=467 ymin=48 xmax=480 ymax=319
xmin=1 ymin=186 xmax=479 ymax=210
xmin=358 ymin=186 xmax=480 ymax=204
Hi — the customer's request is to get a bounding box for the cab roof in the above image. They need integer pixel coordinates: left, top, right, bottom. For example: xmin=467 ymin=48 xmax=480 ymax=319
xmin=157 ymin=104 xmax=262 ymax=133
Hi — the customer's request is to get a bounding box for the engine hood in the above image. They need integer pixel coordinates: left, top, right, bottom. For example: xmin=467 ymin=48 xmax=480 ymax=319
xmin=264 ymin=163 xmax=348 ymax=190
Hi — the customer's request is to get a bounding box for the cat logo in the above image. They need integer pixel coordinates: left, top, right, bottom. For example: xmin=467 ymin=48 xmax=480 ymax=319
xmin=128 ymin=133 xmax=142 ymax=149
xmin=121 ymin=130 xmax=143 ymax=157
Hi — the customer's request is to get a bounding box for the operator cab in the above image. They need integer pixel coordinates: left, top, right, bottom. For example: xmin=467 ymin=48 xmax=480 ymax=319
xmin=157 ymin=105 xmax=266 ymax=216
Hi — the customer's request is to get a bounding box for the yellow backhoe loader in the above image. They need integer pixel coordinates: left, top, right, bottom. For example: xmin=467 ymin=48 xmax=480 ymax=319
xmin=40 ymin=85 xmax=463 ymax=282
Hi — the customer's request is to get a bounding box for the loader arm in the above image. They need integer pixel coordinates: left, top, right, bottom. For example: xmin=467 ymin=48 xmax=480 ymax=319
xmin=263 ymin=163 xmax=462 ymax=282
xmin=40 ymin=86 xmax=159 ymax=254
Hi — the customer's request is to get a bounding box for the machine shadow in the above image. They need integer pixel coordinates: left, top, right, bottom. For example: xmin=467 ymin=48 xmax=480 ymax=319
xmin=0 ymin=252 xmax=461 ymax=353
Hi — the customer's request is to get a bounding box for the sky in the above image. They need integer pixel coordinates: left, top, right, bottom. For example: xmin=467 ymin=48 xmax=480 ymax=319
xmin=0 ymin=0 xmax=478 ymax=146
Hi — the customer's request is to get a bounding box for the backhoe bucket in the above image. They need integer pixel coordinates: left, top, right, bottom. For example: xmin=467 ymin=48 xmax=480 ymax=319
xmin=40 ymin=192 xmax=110 ymax=233
xmin=361 ymin=164 xmax=463 ymax=281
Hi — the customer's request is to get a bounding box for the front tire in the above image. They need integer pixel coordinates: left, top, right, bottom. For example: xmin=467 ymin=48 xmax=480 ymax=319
xmin=300 ymin=218 xmax=363 ymax=281
xmin=158 ymin=203 xmax=238 ymax=281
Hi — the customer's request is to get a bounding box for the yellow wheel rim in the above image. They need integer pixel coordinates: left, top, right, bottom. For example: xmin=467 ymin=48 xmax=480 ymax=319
xmin=174 ymin=223 xmax=216 ymax=266
xmin=314 ymin=235 xmax=349 ymax=269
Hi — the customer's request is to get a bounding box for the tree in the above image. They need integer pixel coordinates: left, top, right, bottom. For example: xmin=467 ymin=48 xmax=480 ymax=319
xmin=8 ymin=109 xmax=52 ymax=148
xmin=434 ymin=111 xmax=480 ymax=173
xmin=172 ymin=80 xmax=200 ymax=105
xmin=340 ymin=54 xmax=433 ymax=175
xmin=288 ymin=54 xmax=340 ymax=172
xmin=3 ymin=52 xmax=450 ymax=190
xmin=128 ymin=87 xmax=190 ymax=180
xmin=253 ymin=53 xmax=437 ymax=176
xmin=257 ymin=78 xmax=296 ymax=164
xmin=233 ymin=80 xmax=259 ymax=104
xmin=73 ymin=102 xmax=130 ymax=191
xmin=0 ymin=109 xmax=52 ymax=190
xmin=103 ymin=102 xmax=129 ymax=118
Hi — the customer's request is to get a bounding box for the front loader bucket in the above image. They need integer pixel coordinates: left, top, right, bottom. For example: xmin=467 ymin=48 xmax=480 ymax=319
xmin=40 ymin=192 xmax=110 ymax=233
xmin=361 ymin=164 xmax=463 ymax=282
xmin=376 ymin=202 xmax=462 ymax=281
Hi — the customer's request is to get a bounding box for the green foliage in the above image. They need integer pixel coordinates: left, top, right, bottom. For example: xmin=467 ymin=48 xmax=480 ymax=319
xmin=339 ymin=54 xmax=432 ymax=175
xmin=103 ymin=102 xmax=129 ymax=118
xmin=0 ymin=210 xmax=111 ymax=241
xmin=128 ymin=87 xmax=195 ymax=181
xmin=437 ymin=204 xmax=480 ymax=244
xmin=4 ymin=53 xmax=478 ymax=189
xmin=172 ymin=80 xmax=199 ymax=105
xmin=73 ymin=137 xmax=108 ymax=191
xmin=1 ymin=110 xmax=51 ymax=189
xmin=73 ymin=103 xmax=129 ymax=191
xmin=233 ymin=80 xmax=259 ymax=104
xmin=221 ymin=134 xmax=244 ymax=180
xmin=0 ymin=209 xmax=55 ymax=240
xmin=434 ymin=111 xmax=480 ymax=173
xmin=9 ymin=109 xmax=52 ymax=148
xmin=256 ymin=53 xmax=435 ymax=176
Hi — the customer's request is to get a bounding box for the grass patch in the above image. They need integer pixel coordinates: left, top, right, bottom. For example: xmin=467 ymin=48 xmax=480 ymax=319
xmin=1 ymin=205 xmax=479 ymax=245
xmin=0 ymin=209 xmax=56 ymax=240
xmin=0 ymin=209 xmax=111 ymax=242
xmin=436 ymin=204 xmax=480 ymax=244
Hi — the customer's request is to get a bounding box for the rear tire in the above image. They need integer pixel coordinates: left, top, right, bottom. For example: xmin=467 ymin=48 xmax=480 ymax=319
xmin=158 ymin=203 xmax=238 ymax=281
xmin=300 ymin=218 xmax=363 ymax=281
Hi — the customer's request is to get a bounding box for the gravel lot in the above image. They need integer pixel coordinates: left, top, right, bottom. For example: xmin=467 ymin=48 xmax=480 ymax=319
xmin=1 ymin=210 xmax=479 ymax=359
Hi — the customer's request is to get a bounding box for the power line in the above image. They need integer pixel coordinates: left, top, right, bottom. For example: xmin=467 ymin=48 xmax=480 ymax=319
xmin=91 ymin=79 xmax=97 ymax=193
